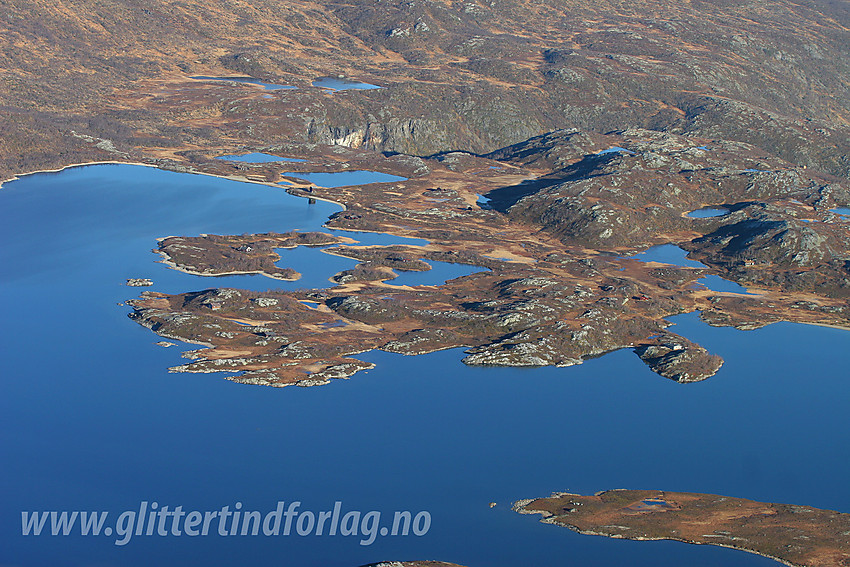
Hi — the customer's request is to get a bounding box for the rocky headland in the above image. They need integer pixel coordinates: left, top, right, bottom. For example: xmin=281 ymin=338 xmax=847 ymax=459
xmin=515 ymin=489 xmax=850 ymax=567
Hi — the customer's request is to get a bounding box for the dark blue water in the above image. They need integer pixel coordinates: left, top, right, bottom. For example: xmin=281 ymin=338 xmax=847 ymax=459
xmin=312 ymin=78 xmax=382 ymax=91
xmin=2 ymin=165 xmax=849 ymax=567
xmin=688 ymin=207 xmax=729 ymax=218
xmin=282 ymin=170 xmax=407 ymax=187
xmin=191 ymin=76 xmax=296 ymax=91
xmin=217 ymin=153 xmax=307 ymax=163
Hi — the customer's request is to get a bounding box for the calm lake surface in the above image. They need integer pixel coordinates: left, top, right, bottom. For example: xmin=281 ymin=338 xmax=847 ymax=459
xmin=1 ymin=165 xmax=849 ymax=567
xmin=628 ymin=244 xmax=706 ymax=268
xmin=596 ymin=146 xmax=636 ymax=155
xmin=312 ymin=77 xmax=382 ymax=91
xmin=687 ymin=206 xmax=730 ymax=218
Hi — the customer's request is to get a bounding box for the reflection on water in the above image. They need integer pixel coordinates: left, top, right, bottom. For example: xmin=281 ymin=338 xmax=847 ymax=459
xmin=1 ymin=165 xmax=847 ymax=567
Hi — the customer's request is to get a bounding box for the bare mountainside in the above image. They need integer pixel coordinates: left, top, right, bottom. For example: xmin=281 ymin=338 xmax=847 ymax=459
xmin=1 ymin=0 xmax=849 ymax=180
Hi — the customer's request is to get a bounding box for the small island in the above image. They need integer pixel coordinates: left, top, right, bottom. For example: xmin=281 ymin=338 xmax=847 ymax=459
xmin=515 ymin=489 xmax=850 ymax=567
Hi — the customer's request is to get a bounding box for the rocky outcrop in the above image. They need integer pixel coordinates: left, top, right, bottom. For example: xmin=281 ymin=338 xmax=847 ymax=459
xmin=683 ymin=203 xmax=850 ymax=296
xmin=634 ymin=334 xmax=723 ymax=383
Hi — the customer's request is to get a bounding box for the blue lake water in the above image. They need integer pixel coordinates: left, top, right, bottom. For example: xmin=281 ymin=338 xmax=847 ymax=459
xmin=312 ymin=77 xmax=382 ymax=91
xmin=386 ymin=260 xmax=484 ymax=287
xmin=475 ymin=194 xmax=492 ymax=210
xmin=1 ymin=165 xmax=849 ymax=567
xmin=832 ymin=207 xmax=850 ymax=217
xmin=627 ymin=244 xmax=707 ymax=268
xmin=596 ymin=146 xmax=636 ymax=155
xmin=628 ymin=245 xmax=754 ymax=294
xmin=696 ymin=275 xmax=755 ymax=295
xmin=630 ymin=244 xmax=753 ymax=295
xmin=282 ymin=170 xmax=408 ymax=187
xmin=191 ymin=76 xmax=296 ymax=91
xmin=217 ymin=153 xmax=307 ymax=163
xmin=688 ymin=207 xmax=729 ymax=218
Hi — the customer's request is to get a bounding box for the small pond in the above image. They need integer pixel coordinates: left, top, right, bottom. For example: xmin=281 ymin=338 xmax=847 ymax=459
xmin=312 ymin=77 xmax=382 ymax=91
xmin=687 ymin=207 xmax=730 ymax=218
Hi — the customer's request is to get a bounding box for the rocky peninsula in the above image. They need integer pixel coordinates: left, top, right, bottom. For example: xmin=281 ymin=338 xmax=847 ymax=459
xmin=515 ymin=489 xmax=850 ymax=567
xmin=126 ymin=129 xmax=850 ymax=387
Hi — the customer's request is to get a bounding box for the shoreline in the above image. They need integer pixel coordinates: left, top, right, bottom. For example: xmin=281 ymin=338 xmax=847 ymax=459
xmin=547 ymin=518 xmax=798 ymax=567
xmin=155 ymin=253 xmax=302 ymax=282
xmin=0 ymin=159 xmax=478 ymax=254
xmin=805 ymin=321 xmax=850 ymax=331
xmin=0 ymin=158 xmax=350 ymax=213
xmin=516 ymin=501 xmax=799 ymax=567
xmin=0 ymin=160 xmax=158 ymax=190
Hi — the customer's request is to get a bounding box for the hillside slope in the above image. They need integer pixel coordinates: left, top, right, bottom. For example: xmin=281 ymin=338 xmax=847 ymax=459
xmin=1 ymin=0 xmax=849 ymax=180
